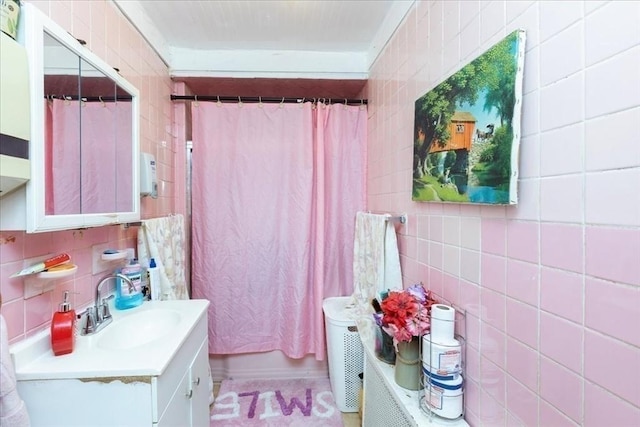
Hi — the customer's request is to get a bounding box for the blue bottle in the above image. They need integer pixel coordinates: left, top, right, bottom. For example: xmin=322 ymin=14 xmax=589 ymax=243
xmin=115 ymin=259 xmax=143 ymax=310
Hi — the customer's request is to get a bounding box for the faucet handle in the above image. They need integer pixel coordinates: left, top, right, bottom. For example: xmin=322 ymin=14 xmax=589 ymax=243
xmin=82 ymin=306 xmax=97 ymax=335
xmin=100 ymin=295 xmax=115 ymax=320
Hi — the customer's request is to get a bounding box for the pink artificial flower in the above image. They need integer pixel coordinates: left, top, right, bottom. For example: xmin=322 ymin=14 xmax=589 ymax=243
xmin=374 ymin=283 xmax=438 ymax=348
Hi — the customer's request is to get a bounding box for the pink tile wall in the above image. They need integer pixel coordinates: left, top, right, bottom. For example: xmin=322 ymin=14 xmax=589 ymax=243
xmin=0 ymin=1 xmax=174 ymax=343
xmin=368 ymin=1 xmax=640 ymax=425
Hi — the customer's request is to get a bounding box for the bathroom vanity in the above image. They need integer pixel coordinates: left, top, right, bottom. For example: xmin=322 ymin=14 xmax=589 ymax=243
xmin=10 ymin=300 xmax=209 ymax=427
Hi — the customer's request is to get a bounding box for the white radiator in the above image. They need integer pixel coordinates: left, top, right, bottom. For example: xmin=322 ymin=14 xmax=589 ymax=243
xmin=360 ymin=317 xmax=469 ymax=427
xmin=363 ymin=357 xmax=415 ymax=426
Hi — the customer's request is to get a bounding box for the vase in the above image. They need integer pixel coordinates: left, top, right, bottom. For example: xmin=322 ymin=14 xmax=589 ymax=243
xmin=375 ymin=326 xmax=396 ymax=364
xmin=394 ymin=337 xmax=420 ymax=390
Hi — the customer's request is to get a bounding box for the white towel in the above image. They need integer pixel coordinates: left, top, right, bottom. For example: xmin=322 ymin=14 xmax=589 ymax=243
xmin=351 ymin=212 xmax=403 ymax=312
xmin=137 ymin=214 xmax=188 ymax=300
xmin=383 ymin=218 xmax=403 ymax=288
xmin=0 ymin=315 xmax=30 ymax=427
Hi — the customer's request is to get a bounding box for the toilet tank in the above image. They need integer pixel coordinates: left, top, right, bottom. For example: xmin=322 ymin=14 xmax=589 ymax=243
xmin=0 ymin=31 xmax=30 ymax=197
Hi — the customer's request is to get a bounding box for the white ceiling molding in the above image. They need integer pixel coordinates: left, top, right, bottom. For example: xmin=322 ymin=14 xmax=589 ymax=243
xmin=169 ymin=49 xmax=368 ymax=79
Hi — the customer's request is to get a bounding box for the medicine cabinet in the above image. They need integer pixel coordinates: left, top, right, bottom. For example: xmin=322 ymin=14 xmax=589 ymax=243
xmin=0 ymin=4 xmax=140 ymax=232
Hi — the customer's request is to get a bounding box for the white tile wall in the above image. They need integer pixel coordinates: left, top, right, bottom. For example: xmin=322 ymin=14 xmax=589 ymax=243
xmin=369 ymin=0 xmax=640 ymax=423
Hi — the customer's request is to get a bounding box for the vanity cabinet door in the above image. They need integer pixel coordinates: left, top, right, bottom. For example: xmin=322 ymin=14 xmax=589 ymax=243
xmin=154 ymin=314 xmax=208 ymax=426
xmin=157 ymin=370 xmax=191 ymax=427
xmin=189 ymin=339 xmax=210 ymax=426
xmin=156 ymin=338 xmax=209 ymax=427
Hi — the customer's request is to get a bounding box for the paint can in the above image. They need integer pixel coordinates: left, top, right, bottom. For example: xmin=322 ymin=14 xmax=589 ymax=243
xmin=1 ymin=0 xmax=20 ymax=40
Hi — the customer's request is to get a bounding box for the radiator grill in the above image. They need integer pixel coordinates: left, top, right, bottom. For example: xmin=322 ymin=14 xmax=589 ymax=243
xmin=364 ymin=357 xmax=415 ymax=427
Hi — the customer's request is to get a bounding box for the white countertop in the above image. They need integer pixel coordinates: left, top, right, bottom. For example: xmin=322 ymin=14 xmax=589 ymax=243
xmin=10 ymin=299 xmax=209 ymax=381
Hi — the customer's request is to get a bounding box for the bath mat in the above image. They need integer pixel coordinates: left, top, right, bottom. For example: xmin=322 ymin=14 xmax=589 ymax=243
xmin=210 ymin=377 xmax=344 ymax=426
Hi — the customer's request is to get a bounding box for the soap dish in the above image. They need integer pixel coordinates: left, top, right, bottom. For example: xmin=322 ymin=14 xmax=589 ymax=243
xmin=101 ymin=250 xmax=127 ymax=261
xmin=37 ymin=264 xmax=78 ymax=279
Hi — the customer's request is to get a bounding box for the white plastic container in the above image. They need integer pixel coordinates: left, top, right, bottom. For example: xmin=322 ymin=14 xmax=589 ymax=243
xmin=322 ymin=296 xmax=363 ymax=413
xmin=147 ymin=258 xmax=160 ymax=300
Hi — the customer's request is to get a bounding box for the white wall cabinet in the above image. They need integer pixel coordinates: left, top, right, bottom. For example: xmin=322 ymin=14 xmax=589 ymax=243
xmin=0 ymin=3 xmax=140 ymax=233
xmin=17 ymin=314 xmax=209 ymax=427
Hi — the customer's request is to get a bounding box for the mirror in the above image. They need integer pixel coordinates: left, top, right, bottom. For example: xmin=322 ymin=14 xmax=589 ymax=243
xmin=44 ymin=35 xmax=134 ymax=216
xmin=19 ymin=3 xmax=140 ymax=232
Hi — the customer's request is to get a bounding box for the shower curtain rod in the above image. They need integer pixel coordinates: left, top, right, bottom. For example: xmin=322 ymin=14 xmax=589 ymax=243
xmin=170 ymin=95 xmax=367 ymax=105
xmin=44 ymin=94 xmax=132 ymax=102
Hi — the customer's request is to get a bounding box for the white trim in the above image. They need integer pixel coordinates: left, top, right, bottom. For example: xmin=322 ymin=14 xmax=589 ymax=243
xmin=19 ymin=4 xmax=140 ymax=233
xmin=170 ymin=48 xmax=368 ymax=79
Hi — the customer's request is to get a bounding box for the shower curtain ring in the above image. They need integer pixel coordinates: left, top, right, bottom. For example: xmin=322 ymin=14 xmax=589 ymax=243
xmin=99 ymin=96 xmax=105 ymax=107
xmin=238 ymin=96 xmax=243 ymax=108
xmin=194 ymin=95 xmax=199 ymax=107
xmin=258 ymin=96 xmax=263 ymax=108
xmin=217 ymin=95 xmax=222 ymax=107
xmin=280 ymin=97 xmax=285 ymax=109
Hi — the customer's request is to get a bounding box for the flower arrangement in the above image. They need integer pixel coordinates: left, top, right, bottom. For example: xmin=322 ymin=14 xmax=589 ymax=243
xmin=373 ymin=282 xmax=438 ymax=347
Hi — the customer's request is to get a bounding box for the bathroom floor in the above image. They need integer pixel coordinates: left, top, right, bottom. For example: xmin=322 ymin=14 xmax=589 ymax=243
xmin=341 ymin=411 xmax=361 ymax=426
xmin=212 ymin=381 xmax=362 ymax=426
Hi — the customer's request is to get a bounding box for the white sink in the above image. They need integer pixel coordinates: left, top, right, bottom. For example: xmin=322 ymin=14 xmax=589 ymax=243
xmin=10 ymin=299 xmax=209 ymax=380
xmin=96 ymin=308 xmax=182 ymax=350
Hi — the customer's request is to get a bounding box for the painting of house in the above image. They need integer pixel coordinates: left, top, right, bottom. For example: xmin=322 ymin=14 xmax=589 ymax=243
xmin=429 ymin=111 xmax=477 ymax=153
xmin=412 ymin=29 xmax=526 ymax=204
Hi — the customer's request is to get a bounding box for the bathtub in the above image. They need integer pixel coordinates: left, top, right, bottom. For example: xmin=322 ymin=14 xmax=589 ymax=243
xmin=209 ymin=350 xmax=328 ymax=380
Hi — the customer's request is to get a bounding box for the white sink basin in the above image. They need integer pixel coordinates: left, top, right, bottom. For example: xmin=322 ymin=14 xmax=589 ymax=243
xmin=10 ymin=299 xmax=209 ymax=380
xmin=97 ymin=308 xmax=182 ymax=350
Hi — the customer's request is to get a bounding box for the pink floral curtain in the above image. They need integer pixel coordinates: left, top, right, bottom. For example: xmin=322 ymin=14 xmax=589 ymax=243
xmin=191 ymin=101 xmax=366 ymax=359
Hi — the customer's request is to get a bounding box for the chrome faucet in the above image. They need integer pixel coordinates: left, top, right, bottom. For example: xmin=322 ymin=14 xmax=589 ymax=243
xmin=80 ymin=273 xmax=134 ymax=336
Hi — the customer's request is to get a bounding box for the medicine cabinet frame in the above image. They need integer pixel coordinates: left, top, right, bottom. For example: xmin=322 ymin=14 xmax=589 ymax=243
xmin=18 ymin=4 xmax=140 ymax=233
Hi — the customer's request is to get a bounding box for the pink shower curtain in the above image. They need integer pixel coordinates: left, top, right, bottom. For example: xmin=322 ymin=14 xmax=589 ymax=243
xmin=46 ymin=99 xmax=133 ymax=214
xmin=47 ymin=99 xmax=81 ymax=214
xmin=191 ymin=101 xmax=366 ymax=359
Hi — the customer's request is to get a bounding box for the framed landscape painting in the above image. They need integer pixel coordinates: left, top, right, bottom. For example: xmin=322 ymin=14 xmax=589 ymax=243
xmin=412 ymin=29 xmax=526 ymax=204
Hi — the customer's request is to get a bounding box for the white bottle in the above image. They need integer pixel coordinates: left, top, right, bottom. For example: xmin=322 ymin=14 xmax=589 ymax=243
xmin=148 ymin=258 xmax=160 ymax=301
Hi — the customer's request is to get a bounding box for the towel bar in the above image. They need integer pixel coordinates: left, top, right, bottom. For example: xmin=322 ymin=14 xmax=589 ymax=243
xmin=122 ymin=221 xmax=143 ymax=229
xmin=386 ymin=214 xmax=407 ymax=224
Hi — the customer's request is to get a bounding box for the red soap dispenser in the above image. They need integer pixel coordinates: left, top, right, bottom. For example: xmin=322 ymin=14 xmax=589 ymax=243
xmin=51 ymin=290 xmax=76 ymax=356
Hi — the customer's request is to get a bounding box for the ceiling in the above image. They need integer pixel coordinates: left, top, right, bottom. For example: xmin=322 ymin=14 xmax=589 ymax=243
xmin=115 ymin=0 xmax=414 ymax=98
